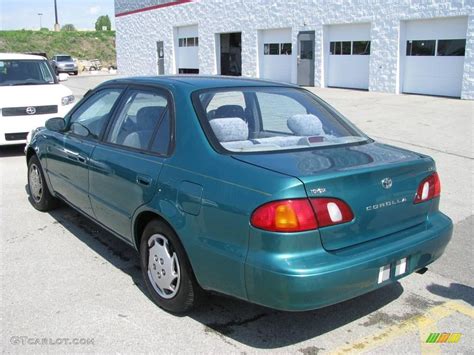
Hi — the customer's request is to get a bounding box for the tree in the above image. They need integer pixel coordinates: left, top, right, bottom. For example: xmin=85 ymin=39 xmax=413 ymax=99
xmin=95 ymin=15 xmax=111 ymax=31
xmin=61 ymin=24 xmax=76 ymax=31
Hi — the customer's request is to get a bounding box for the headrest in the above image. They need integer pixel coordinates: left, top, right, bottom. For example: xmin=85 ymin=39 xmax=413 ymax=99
xmin=136 ymin=106 xmax=164 ymax=131
xmin=287 ymin=114 xmax=324 ymax=136
xmin=209 ymin=117 xmax=249 ymax=142
xmin=215 ymin=105 xmax=245 ymax=119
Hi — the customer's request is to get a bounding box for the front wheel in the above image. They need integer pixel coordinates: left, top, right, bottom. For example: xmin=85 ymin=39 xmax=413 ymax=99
xmin=27 ymin=155 xmax=59 ymax=211
xmin=140 ymin=220 xmax=202 ymax=313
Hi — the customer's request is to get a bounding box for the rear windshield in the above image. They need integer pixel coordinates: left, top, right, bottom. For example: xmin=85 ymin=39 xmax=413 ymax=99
xmin=193 ymin=87 xmax=368 ymax=153
xmin=57 ymin=56 xmax=73 ymax=62
xmin=0 ymin=60 xmax=55 ymax=86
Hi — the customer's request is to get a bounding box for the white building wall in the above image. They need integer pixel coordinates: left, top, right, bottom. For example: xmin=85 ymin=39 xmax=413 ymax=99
xmin=115 ymin=0 xmax=474 ymax=99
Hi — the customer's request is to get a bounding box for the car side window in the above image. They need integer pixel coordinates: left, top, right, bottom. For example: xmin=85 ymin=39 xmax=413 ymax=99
xmin=106 ymin=89 xmax=169 ymax=151
xmin=68 ymin=88 xmax=122 ymax=139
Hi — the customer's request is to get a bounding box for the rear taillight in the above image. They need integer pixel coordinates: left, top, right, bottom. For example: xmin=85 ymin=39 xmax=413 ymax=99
xmin=250 ymin=198 xmax=354 ymax=232
xmin=309 ymin=198 xmax=354 ymax=228
xmin=414 ymin=172 xmax=441 ymax=204
xmin=250 ymin=199 xmax=318 ymax=232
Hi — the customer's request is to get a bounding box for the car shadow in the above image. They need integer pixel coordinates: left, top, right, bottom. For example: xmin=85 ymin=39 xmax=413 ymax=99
xmin=44 ymin=202 xmax=404 ymax=349
xmin=426 ymin=282 xmax=474 ymax=306
xmin=0 ymin=145 xmax=25 ymax=158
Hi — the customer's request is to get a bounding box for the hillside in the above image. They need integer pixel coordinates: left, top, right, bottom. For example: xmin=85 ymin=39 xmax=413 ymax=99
xmin=0 ymin=30 xmax=116 ymax=67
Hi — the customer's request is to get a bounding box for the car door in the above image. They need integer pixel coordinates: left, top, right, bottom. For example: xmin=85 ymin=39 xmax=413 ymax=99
xmin=88 ymin=86 xmax=172 ymax=240
xmin=45 ymin=87 xmax=123 ymax=216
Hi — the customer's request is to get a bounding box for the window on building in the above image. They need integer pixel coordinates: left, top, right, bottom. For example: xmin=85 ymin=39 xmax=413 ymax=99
xmin=280 ymin=43 xmax=292 ymax=55
xmin=300 ymin=40 xmax=313 ymax=59
xmin=342 ymin=41 xmax=351 ymax=55
xmin=437 ymin=39 xmax=466 ymax=56
xmin=352 ymin=41 xmax=371 ymax=55
xmin=178 ymin=37 xmax=198 ymax=47
xmin=406 ymin=40 xmax=436 ymax=56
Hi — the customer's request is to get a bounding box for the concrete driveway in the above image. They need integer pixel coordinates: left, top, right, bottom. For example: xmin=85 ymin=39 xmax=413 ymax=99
xmin=1 ymin=76 xmax=472 ymax=354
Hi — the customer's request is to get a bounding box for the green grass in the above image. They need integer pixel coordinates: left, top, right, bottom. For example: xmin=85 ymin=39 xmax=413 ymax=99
xmin=0 ymin=30 xmax=116 ymax=67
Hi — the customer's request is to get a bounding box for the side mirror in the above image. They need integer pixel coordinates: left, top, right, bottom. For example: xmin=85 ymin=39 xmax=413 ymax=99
xmin=45 ymin=117 xmax=66 ymax=132
xmin=58 ymin=73 xmax=69 ymax=82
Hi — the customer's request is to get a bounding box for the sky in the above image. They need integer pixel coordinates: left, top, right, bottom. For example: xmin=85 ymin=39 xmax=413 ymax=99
xmin=0 ymin=0 xmax=115 ymax=30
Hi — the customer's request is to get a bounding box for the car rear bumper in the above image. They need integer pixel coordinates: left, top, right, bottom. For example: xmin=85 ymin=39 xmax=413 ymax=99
xmin=244 ymin=211 xmax=452 ymax=311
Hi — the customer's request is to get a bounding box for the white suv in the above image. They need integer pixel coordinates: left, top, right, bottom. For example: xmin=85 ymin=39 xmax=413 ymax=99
xmin=0 ymin=53 xmax=75 ymax=145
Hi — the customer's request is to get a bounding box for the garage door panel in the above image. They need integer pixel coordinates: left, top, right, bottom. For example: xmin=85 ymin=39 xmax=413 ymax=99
xmin=260 ymin=28 xmax=292 ymax=83
xmin=402 ymin=17 xmax=467 ymax=97
xmin=328 ymin=23 xmax=370 ymax=41
xmin=406 ymin=17 xmax=468 ymax=40
xmin=326 ymin=23 xmax=371 ymax=90
xmin=403 ymin=57 xmax=465 ymax=97
xmin=328 ymin=55 xmax=369 ymax=89
xmin=177 ymin=25 xmax=199 ymax=71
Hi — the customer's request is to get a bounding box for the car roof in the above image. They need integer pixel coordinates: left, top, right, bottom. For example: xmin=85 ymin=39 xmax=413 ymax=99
xmin=0 ymin=53 xmax=47 ymax=60
xmin=102 ymin=75 xmax=298 ymax=90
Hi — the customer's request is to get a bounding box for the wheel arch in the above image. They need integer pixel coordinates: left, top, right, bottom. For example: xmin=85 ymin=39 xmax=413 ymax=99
xmin=26 ymin=146 xmax=36 ymax=163
xmin=133 ymin=209 xmax=179 ymax=251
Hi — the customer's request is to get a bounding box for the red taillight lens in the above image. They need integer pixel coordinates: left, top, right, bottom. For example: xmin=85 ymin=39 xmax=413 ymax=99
xmin=250 ymin=198 xmax=354 ymax=232
xmin=414 ymin=172 xmax=441 ymax=204
xmin=310 ymin=198 xmax=354 ymax=228
xmin=250 ymin=199 xmax=318 ymax=232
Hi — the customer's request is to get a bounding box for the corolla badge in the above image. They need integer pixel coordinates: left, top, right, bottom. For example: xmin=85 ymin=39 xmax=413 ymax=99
xmin=381 ymin=177 xmax=392 ymax=189
xmin=25 ymin=106 xmax=36 ymax=115
xmin=366 ymin=197 xmax=407 ymax=211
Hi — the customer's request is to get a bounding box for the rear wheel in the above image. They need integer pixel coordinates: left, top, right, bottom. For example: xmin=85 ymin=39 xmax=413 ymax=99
xmin=27 ymin=155 xmax=59 ymax=211
xmin=140 ymin=219 xmax=202 ymax=313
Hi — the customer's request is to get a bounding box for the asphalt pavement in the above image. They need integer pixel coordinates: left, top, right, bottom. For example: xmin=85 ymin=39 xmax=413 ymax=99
xmin=1 ymin=75 xmax=472 ymax=354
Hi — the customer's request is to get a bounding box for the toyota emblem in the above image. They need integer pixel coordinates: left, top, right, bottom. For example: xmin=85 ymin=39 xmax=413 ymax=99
xmin=25 ymin=107 xmax=36 ymax=115
xmin=381 ymin=177 xmax=393 ymax=189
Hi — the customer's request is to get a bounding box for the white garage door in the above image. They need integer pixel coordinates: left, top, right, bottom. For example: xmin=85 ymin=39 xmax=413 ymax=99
xmin=403 ymin=17 xmax=467 ymax=97
xmin=259 ymin=28 xmax=292 ymax=82
xmin=176 ymin=25 xmax=199 ymax=73
xmin=327 ymin=23 xmax=371 ymax=90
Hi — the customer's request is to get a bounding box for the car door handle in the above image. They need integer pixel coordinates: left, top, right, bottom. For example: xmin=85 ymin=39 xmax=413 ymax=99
xmin=136 ymin=175 xmax=152 ymax=186
xmin=66 ymin=153 xmax=86 ymax=164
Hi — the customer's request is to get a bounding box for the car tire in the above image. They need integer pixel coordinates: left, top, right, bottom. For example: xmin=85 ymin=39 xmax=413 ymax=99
xmin=140 ymin=219 xmax=202 ymax=313
xmin=73 ymin=71 xmax=78 ymax=76
xmin=27 ymin=155 xmax=59 ymax=212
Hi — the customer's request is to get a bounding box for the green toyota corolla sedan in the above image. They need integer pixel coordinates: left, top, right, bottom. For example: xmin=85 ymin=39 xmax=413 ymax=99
xmin=25 ymin=76 xmax=453 ymax=313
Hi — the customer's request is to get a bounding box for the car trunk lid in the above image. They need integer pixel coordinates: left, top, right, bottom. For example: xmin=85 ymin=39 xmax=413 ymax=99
xmin=234 ymin=142 xmax=436 ymax=250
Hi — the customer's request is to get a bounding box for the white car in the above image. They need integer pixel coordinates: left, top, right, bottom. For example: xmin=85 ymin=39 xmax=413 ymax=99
xmin=0 ymin=53 xmax=75 ymax=146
